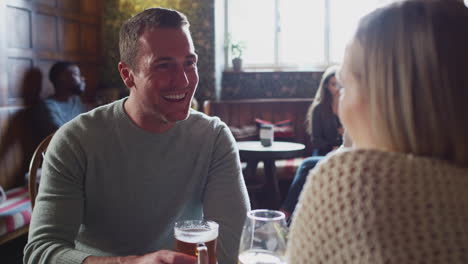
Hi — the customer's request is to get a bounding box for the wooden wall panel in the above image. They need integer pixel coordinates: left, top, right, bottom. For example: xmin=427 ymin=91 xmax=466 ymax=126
xmin=81 ymin=23 xmax=98 ymax=54
xmin=34 ymin=12 xmax=58 ymax=50
xmin=8 ymin=58 xmax=33 ymax=103
xmin=0 ymin=0 xmax=104 ymax=189
xmin=81 ymin=0 xmax=97 ymax=15
xmin=7 ymin=6 xmax=32 ymax=49
xmin=62 ymin=19 xmax=80 ymax=52
xmin=37 ymin=0 xmax=57 ymax=7
xmin=35 ymin=59 xmax=55 ymax=98
xmin=79 ymin=63 xmax=98 ymax=97
xmin=58 ymin=0 xmax=79 ymax=12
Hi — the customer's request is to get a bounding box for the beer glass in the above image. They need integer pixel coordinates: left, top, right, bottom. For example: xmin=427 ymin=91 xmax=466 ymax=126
xmin=174 ymin=220 xmax=218 ymax=264
xmin=238 ymin=209 xmax=288 ymax=264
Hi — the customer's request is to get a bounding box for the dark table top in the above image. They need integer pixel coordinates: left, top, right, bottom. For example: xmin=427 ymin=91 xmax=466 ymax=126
xmin=237 ymin=141 xmax=305 ymax=160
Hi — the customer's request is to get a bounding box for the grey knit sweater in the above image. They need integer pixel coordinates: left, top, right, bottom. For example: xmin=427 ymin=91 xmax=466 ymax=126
xmin=25 ymin=98 xmax=250 ymax=264
xmin=287 ymin=149 xmax=468 ymax=263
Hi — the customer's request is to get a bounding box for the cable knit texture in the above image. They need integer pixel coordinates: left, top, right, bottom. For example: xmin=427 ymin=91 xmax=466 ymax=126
xmin=287 ymin=149 xmax=468 ymax=264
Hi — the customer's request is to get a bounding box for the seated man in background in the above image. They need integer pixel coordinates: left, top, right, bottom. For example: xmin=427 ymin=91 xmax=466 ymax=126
xmin=25 ymin=7 xmax=250 ymax=264
xmin=33 ymin=61 xmax=90 ymax=141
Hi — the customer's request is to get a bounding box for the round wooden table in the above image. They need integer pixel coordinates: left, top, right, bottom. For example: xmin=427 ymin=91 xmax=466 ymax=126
xmin=237 ymin=141 xmax=305 ymax=209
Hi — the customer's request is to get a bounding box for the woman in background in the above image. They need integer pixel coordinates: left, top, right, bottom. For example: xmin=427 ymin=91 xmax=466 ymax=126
xmin=307 ymin=65 xmax=343 ymax=156
xmin=287 ymin=1 xmax=468 ymax=263
xmin=280 ymin=66 xmax=343 ymax=219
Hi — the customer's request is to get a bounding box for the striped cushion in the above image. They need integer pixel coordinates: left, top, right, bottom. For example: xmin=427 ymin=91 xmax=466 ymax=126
xmin=0 ymin=186 xmax=31 ymax=236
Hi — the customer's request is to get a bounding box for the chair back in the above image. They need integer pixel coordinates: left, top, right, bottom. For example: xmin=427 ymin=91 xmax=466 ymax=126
xmin=28 ymin=133 xmax=54 ymax=210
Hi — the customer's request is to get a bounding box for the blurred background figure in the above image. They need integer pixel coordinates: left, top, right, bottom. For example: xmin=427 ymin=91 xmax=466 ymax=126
xmin=280 ymin=65 xmax=343 ymax=220
xmin=307 ymin=65 xmax=343 ymax=157
xmin=32 ymin=61 xmax=91 ymax=142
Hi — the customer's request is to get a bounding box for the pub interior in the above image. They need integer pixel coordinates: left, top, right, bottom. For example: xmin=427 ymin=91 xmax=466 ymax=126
xmin=1 ymin=0 xmax=468 ymax=263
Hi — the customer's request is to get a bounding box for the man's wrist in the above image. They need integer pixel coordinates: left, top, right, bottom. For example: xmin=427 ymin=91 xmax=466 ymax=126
xmin=83 ymin=255 xmax=136 ymax=264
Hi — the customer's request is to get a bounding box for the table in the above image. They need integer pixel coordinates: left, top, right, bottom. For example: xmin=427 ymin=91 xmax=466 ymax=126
xmin=237 ymin=141 xmax=305 ymax=209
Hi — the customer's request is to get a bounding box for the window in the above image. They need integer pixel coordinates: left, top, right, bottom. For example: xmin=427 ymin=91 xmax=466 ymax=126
xmin=226 ymin=0 xmax=394 ymax=70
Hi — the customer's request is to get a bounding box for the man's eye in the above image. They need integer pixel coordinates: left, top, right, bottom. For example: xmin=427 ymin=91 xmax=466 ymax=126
xmin=156 ymin=63 xmax=170 ymax=70
xmin=185 ymin=61 xmax=197 ymax=68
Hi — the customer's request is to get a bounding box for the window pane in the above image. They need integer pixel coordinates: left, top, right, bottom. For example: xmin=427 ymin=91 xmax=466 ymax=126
xmin=329 ymin=0 xmax=393 ymax=63
xmin=279 ymin=0 xmax=325 ymax=67
xmin=229 ymin=0 xmax=276 ymax=65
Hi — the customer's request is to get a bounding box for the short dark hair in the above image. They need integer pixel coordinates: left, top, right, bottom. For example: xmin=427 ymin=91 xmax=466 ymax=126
xmin=119 ymin=8 xmax=190 ymax=70
xmin=49 ymin=61 xmax=76 ymax=86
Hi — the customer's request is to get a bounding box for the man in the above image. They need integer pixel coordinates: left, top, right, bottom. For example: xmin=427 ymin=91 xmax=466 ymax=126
xmin=33 ymin=61 xmax=88 ymax=141
xmin=25 ymin=8 xmax=250 ymax=264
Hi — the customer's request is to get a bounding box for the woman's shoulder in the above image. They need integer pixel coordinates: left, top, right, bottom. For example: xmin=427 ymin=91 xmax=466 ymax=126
xmin=311 ymin=148 xmax=468 ymax=188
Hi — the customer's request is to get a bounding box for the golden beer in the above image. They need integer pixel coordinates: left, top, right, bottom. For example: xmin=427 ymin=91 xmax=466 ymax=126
xmin=174 ymin=220 xmax=218 ymax=264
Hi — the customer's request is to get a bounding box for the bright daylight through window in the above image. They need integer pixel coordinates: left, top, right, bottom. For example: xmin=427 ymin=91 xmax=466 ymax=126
xmin=227 ymin=0 xmax=397 ymax=71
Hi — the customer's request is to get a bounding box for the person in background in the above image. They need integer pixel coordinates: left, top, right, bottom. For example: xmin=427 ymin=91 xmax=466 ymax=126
xmin=287 ymin=1 xmax=468 ymax=263
xmin=307 ymin=65 xmax=343 ymax=156
xmin=280 ymin=66 xmax=343 ymax=220
xmin=25 ymin=8 xmax=250 ymax=264
xmin=33 ymin=61 xmax=90 ymax=141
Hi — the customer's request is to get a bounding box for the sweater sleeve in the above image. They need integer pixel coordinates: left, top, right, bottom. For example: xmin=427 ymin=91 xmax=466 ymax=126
xmin=24 ymin=125 xmax=91 ymax=264
xmin=202 ymin=123 xmax=251 ymax=264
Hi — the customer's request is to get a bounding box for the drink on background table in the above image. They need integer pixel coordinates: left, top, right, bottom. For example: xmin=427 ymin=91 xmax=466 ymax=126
xmin=260 ymin=124 xmax=274 ymax=147
xmin=174 ymin=220 xmax=218 ymax=264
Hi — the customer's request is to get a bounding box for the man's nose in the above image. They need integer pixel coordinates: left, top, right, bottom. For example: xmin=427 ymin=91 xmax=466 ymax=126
xmin=173 ymin=66 xmax=189 ymax=88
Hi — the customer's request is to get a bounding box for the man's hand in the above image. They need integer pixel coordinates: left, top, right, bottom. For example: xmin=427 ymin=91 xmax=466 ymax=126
xmin=121 ymin=250 xmax=197 ymax=264
xmin=84 ymin=250 xmax=197 ymax=264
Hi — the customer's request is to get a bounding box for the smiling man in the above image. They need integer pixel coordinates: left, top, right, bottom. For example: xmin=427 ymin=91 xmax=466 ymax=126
xmin=25 ymin=8 xmax=250 ymax=264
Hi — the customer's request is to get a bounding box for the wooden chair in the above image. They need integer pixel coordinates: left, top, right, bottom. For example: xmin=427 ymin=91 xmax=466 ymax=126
xmin=28 ymin=133 xmax=54 ymax=210
xmin=0 ymin=223 xmax=28 ymax=245
xmin=0 ymin=135 xmax=53 ymax=245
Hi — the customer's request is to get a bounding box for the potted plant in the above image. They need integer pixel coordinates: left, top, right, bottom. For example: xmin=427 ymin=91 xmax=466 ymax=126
xmin=230 ymin=40 xmax=246 ymax=71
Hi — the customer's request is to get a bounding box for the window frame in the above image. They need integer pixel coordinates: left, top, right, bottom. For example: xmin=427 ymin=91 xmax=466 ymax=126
xmin=225 ymin=0 xmax=335 ymax=71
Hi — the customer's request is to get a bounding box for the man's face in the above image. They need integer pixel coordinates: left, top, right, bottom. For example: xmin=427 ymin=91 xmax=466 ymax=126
xmin=59 ymin=65 xmax=85 ymax=95
xmin=125 ymin=27 xmax=199 ymax=123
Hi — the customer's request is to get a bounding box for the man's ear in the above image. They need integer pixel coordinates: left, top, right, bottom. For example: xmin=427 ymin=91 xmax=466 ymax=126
xmin=118 ymin=62 xmax=135 ymax=88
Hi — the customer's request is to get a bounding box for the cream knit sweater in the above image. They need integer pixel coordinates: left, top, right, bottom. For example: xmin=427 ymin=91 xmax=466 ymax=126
xmin=287 ymin=149 xmax=468 ymax=264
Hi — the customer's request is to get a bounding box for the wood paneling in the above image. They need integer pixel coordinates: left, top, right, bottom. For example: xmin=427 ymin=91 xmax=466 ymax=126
xmin=81 ymin=0 xmax=97 ymax=15
xmin=35 ymin=12 xmax=58 ymax=50
xmin=62 ymin=19 xmax=80 ymax=52
xmin=35 ymin=59 xmax=55 ymax=98
xmin=58 ymin=0 xmax=79 ymax=12
xmin=37 ymin=0 xmax=57 ymax=8
xmin=81 ymin=23 xmax=98 ymax=54
xmin=0 ymin=0 xmax=104 ymax=190
xmin=7 ymin=6 xmax=32 ymax=49
xmin=8 ymin=58 xmax=33 ymax=103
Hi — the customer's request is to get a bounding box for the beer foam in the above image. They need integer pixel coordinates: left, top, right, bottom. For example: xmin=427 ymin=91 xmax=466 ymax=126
xmin=175 ymin=228 xmax=218 ymax=243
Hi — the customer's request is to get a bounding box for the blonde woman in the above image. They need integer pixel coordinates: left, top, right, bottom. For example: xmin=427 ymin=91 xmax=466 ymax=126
xmin=287 ymin=1 xmax=468 ymax=263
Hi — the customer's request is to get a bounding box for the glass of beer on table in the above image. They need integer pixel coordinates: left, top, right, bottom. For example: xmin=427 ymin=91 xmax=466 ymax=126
xmin=238 ymin=209 xmax=288 ymax=264
xmin=174 ymin=220 xmax=218 ymax=264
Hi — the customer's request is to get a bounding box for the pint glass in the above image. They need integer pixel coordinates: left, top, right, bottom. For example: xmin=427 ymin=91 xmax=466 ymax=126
xmin=174 ymin=220 xmax=218 ymax=264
